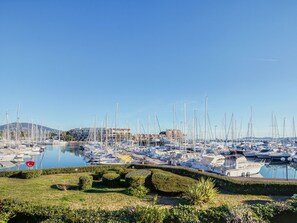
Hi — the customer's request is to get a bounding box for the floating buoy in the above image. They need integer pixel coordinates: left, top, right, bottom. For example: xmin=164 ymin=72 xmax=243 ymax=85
xmin=26 ymin=160 xmax=35 ymax=168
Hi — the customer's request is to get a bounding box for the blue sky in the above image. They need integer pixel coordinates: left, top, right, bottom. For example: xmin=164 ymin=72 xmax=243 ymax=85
xmin=1 ymin=1 xmax=297 ymax=137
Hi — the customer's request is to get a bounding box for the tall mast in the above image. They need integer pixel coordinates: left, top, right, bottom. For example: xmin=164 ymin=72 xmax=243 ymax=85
xmin=204 ymin=96 xmax=208 ymax=153
xmin=283 ymin=117 xmax=286 ymax=145
xmin=105 ymin=113 xmax=108 ymax=147
xmin=5 ymin=112 xmax=10 ymax=142
xmin=184 ymin=103 xmax=187 ymax=150
xmin=293 ymin=117 xmax=296 ymax=143
xmin=173 ymin=104 xmax=176 ymax=130
xmin=271 ymin=113 xmax=274 ymax=142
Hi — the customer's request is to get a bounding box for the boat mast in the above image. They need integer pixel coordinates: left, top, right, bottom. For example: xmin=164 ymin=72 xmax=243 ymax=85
xmin=105 ymin=113 xmax=108 ymax=147
xmin=204 ymin=96 xmax=208 ymax=154
xmin=5 ymin=112 xmax=10 ymax=142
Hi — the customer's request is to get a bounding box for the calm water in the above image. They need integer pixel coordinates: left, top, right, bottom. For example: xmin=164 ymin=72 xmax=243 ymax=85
xmin=2 ymin=146 xmax=297 ymax=179
xmin=1 ymin=145 xmax=89 ymax=171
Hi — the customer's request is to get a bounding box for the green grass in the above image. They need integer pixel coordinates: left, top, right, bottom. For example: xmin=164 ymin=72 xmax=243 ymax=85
xmin=0 ymin=173 xmax=148 ymax=210
xmin=0 ymin=172 xmax=289 ymax=210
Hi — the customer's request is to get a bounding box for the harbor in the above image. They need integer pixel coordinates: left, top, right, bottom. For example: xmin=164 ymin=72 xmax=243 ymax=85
xmin=1 ymin=141 xmax=297 ymax=180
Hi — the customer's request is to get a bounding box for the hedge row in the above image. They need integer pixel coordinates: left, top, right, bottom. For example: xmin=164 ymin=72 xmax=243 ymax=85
xmin=78 ymin=176 xmax=93 ymax=190
xmin=0 ymin=165 xmax=128 ymax=178
xmin=1 ymin=163 xmax=297 ymax=195
xmin=102 ymin=172 xmax=121 ymax=187
xmin=151 ymin=169 xmax=197 ymax=194
xmin=131 ymin=164 xmax=297 ymax=196
xmin=125 ymin=169 xmax=152 ymax=188
xmin=1 ymin=199 xmax=297 ymax=223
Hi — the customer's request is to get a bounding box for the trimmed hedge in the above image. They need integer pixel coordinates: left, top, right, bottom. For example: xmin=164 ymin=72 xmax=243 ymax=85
xmin=125 ymin=169 xmax=151 ymax=188
xmin=132 ymin=164 xmax=297 ymax=196
xmin=151 ymin=169 xmax=197 ymax=194
xmin=95 ymin=167 xmax=127 ymax=180
xmin=0 ymin=165 xmax=128 ymax=178
xmin=102 ymin=172 xmax=121 ymax=187
xmin=21 ymin=170 xmax=43 ymax=179
xmin=1 ymin=163 xmax=297 ymax=195
xmin=1 ymin=199 xmax=297 ymax=223
xmin=78 ymin=176 xmax=93 ymax=190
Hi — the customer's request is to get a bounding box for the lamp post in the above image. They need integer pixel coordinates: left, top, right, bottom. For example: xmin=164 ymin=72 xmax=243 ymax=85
xmin=281 ymin=157 xmax=293 ymax=180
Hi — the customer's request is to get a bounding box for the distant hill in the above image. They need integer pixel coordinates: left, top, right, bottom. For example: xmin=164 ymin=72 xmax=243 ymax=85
xmin=0 ymin=122 xmax=60 ymax=133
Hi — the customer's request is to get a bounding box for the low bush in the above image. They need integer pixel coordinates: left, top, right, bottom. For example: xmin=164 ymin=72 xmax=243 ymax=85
xmin=184 ymin=177 xmax=218 ymax=206
xmin=166 ymin=204 xmax=200 ymax=223
xmin=95 ymin=167 xmax=127 ymax=180
xmin=133 ymin=205 xmax=168 ymax=223
xmin=132 ymin=164 xmax=297 ymax=196
xmin=78 ymin=176 xmax=93 ymax=190
xmin=125 ymin=169 xmax=151 ymax=188
xmin=128 ymin=186 xmax=149 ymax=199
xmin=1 ymin=199 xmax=297 ymax=223
xmin=151 ymin=170 xmax=197 ymax=194
xmin=20 ymin=170 xmax=43 ymax=179
xmin=0 ymin=165 xmax=129 ymax=178
xmin=102 ymin=172 xmax=121 ymax=187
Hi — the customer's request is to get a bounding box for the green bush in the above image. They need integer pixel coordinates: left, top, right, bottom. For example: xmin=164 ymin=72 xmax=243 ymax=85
xmin=0 ymin=165 xmax=129 ymax=178
xmin=128 ymin=186 xmax=149 ymax=199
xmin=102 ymin=172 xmax=121 ymax=187
xmin=78 ymin=176 xmax=93 ymax=190
xmin=184 ymin=177 xmax=218 ymax=206
xmin=133 ymin=205 xmax=168 ymax=223
xmin=132 ymin=164 xmax=297 ymax=196
xmin=1 ymin=199 xmax=297 ymax=223
xmin=151 ymin=170 xmax=197 ymax=194
xmin=125 ymin=169 xmax=151 ymax=188
xmin=166 ymin=204 xmax=200 ymax=223
xmin=20 ymin=170 xmax=43 ymax=179
xmin=227 ymin=205 xmax=262 ymax=223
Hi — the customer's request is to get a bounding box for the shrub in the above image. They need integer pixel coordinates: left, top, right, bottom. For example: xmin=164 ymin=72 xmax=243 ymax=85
xmin=125 ymin=169 xmax=151 ymax=188
xmin=151 ymin=170 xmax=197 ymax=194
xmin=166 ymin=204 xmax=200 ymax=223
xmin=20 ymin=170 xmax=43 ymax=179
xmin=102 ymin=172 xmax=121 ymax=187
xmin=78 ymin=176 xmax=93 ymax=190
xmin=128 ymin=186 xmax=149 ymax=199
xmin=183 ymin=177 xmax=218 ymax=206
xmin=226 ymin=205 xmax=262 ymax=223
xmin=133 ymin=205 xmax=168 ymax=223
xmin=133 ymin=164 xmax=297 ymax=196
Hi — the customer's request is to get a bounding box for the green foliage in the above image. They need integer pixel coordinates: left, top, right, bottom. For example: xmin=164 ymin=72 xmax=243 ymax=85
xmin=133 ymin=205 xmax=168 ymax=223
xmin=0 ymin=165 xmax=129 ymax=178
xmin=128 ymin=186 xmax=149 ymax=199
xmin=96 ymin=167 xmax=127 ymax=180
xmin=227 ymin=205 xmax=262 ymax=223
xmin=20 ymin=170 xmax=43 ymax=179
xmin=167 ymin=204 xmax=200 ymax=223
xmin=102 ymin=172 xmax=121 ymax=187
xmin=78 ymin=176 xmax=93 ymax=190
xmin=125 ymin=169 xmax=151 ymax=188
xmin=132 ymin=164 xmax=297 ymax=196
xmin=198 ymin=205 xmax=230 ymax=223
xmin=184 ymin=177 xmax=218 ymax=206
xmin=287 ymin=196 xmax=297 ymax=207
xmin=1 ymin=199 xmax=297 ymax=223
xmin=151 ymin=170 xmax=197 ymax=194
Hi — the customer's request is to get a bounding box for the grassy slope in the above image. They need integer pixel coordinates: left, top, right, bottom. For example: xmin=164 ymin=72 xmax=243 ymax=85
xmin=0 ymin=173 xmax=287 ymax=210
xmin=0 ymin=173 xmax=148 ymax=210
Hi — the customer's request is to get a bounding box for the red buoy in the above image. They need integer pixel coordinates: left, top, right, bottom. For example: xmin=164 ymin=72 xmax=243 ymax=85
xmin=26 ymin=160 xmax=35 ymax=168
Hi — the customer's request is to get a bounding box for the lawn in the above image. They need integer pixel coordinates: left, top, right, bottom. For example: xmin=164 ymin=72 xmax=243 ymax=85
xmin=0 ymin=173 xmax=289 ymax=210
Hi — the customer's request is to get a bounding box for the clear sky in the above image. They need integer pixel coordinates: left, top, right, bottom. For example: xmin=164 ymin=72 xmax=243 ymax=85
xmin=1 ymin=1 xmax=297 ymax=137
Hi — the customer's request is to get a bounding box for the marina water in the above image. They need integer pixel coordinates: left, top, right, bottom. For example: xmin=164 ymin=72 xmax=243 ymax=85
xmin=1 ymin=145 xmax=297 ymax=180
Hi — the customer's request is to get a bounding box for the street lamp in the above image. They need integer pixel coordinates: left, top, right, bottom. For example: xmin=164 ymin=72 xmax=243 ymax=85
xmin=281 ymin=157 xmax=293 ymax=180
